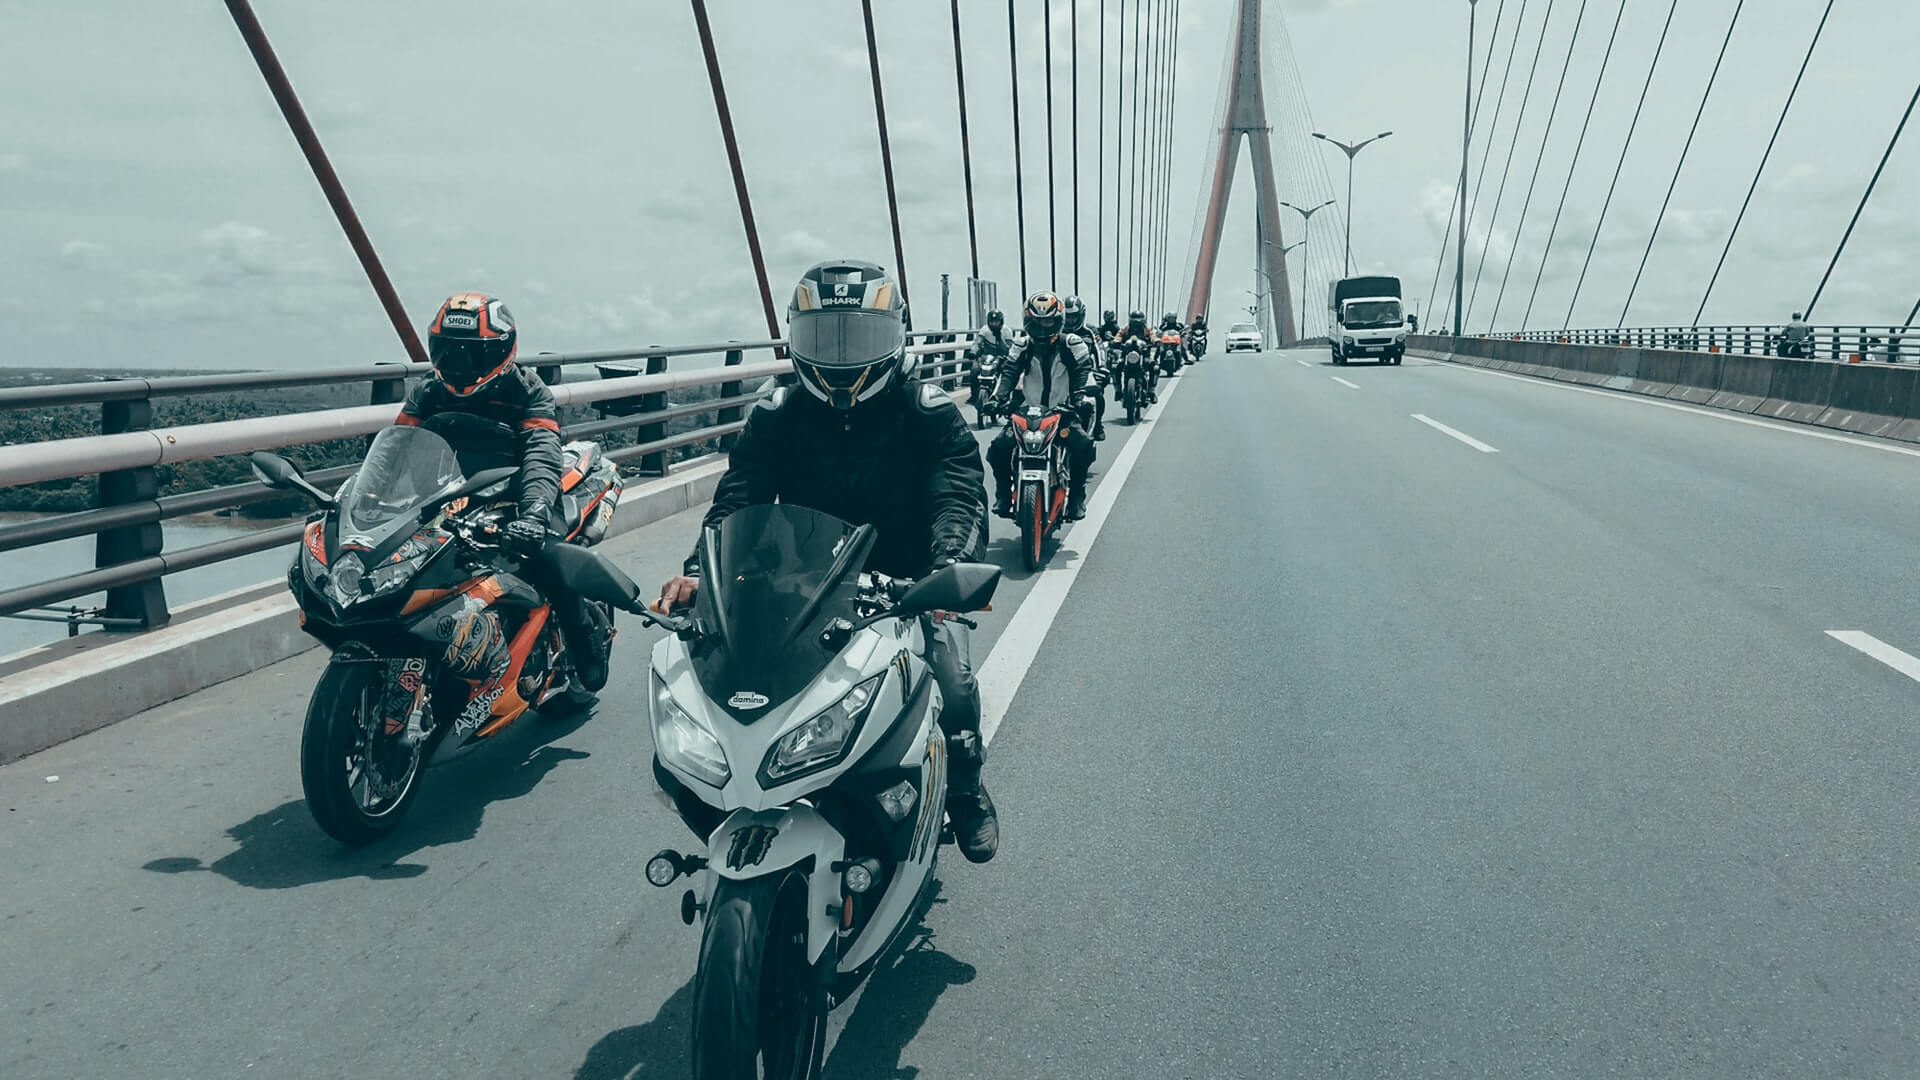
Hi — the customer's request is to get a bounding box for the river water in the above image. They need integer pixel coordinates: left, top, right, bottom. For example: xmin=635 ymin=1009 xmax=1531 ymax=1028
xmin=0 ymin=514 xmax=297 ymax=658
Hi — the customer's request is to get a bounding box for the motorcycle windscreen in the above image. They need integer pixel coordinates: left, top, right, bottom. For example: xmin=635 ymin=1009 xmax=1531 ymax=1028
xmin=692 ymin=503 xmax=874 ymax=722
xmin=334 ymin=426 xmax=465 ymax=549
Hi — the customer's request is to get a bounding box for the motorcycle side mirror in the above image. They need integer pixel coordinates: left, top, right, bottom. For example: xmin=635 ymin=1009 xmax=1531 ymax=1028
xmin=249 ymin=450 xmax=334 ymax=507
xmin=545 ymin=542 xmax=651 ymax=615
xmin=897 ymin=562 xmax=1001 ymax=615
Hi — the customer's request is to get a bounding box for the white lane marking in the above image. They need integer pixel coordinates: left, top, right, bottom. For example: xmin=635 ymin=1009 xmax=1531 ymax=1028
xmin=1332 ymin=376 xmax=1361 ymax=390
xmin=1295 ymin=358 xmax=1313 ymax=368
xmin=1411 ymin=413 xmax=1500 ymax=453
xmin=976 ymin=373 xmax=1186 ymax=745
xmin=1437 ymin=357 xmax=1920 ymax=461
xmin=1826 ymin=631 xmax=1920 ymax=684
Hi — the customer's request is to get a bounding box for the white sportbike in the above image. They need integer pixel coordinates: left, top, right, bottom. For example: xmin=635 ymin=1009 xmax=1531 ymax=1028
xmin=636 ymin=503 xmax=1001 ymax=1079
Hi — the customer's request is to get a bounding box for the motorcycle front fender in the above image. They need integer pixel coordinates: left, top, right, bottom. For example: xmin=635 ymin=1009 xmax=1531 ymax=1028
xmin=706 ymin=803 xmax=846 ymax=965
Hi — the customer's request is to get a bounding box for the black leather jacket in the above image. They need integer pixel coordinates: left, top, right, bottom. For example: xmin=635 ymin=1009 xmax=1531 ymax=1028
xmin=686 ymin=381 xmax=988 ymax=579
xmin=395 ymin=364 xmax=563 ymax=522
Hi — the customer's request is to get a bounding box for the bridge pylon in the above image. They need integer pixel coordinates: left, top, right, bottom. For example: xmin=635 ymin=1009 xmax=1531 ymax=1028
xmin=1186 ymin=0 xmax=1296 ymax=345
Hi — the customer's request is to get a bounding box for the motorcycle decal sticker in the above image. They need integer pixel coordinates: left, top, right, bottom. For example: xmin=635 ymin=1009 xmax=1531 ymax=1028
xmin=454 ymin=683 xmax=504 ymax=736
xmin=727 ymin=691 xmax=770 ymax=710
xmin=910 ymin=734 xmax=945 ymax=862
xmin=891 ymin=649 xmax=911 ymax=687
xmin=724 ymin=824 xmax=780 ymax=870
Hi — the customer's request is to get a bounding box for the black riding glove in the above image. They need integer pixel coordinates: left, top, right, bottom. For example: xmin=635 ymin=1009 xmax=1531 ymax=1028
xmin=502 ymin=517 xmax=548 ymax=559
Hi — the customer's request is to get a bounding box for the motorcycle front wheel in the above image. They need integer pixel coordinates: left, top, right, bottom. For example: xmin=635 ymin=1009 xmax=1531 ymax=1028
xmin=299 ymin=659 xmax=426 ymax=845
xmin=1019 ymin=481 xmax=1045 ymax=572
xmin=691 ymin=873 xmax=827 ymax=1080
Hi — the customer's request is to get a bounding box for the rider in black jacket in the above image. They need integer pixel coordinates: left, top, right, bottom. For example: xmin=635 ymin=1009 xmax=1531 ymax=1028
xmin=395 ymin=292 xmax=611 ymax=692
xmin=1063 ymin=296 xmax=1108 ymax=442
xmin=655 ymin=260 xmax=1000 ymax=863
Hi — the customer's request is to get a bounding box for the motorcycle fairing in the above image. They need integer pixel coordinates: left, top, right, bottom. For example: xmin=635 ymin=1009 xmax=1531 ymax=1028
xmin=706 ymin=803 xmax=846 ymax=965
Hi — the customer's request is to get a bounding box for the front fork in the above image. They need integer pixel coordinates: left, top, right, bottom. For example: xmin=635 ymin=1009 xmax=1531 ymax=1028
xmin=650 ymin=803 xmax=849 ymax=967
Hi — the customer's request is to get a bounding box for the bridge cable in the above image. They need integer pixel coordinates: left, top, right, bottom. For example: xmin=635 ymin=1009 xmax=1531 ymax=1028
xmin=1113 ymin=0 xmax=1127 ymax=315
xmin=1486 ymin=0 xmax=1591 ymax=333
xmin=1145 ymin=0 xmax=1163 ymax=311
xmin=1423 ymin=0 xmax=1509 ymax=329
xmin=1098 ymin=0 xmax=1108 ymax=310
xmin=1128 ymin=0 xmax=1144 ymax=303
xmin=1561 ymin=0 xmax=1677 ymax=331
xmin=1440 ymin=0 xmax=1532 ymax=330
xmin=1520 ymin=0 xmax=1626 ymax=330
xmin=688 ymin=0 xmax=782 ymax=346
xmin=1159 ymin=0 xmax=1175 ymax=311
xmin=860 ymin=0 xmax=913 ymax=329
xmin=1072 ymin=0 xmax=1081 ymax=295
xmin=949 ymin=0 xmax=982 ymax=284
xmin=1044 ymin=0 xmax=1059 ymax=286
xmin=1691 ymin=0 xmax=1835 ymax=326
xmin=1464 ymin=0 xmax=1557 ymax=329
xmin=1616 ymin=0 xmax=1744 ymax=329
xmin=1158 ymin=0 xmax=1175 ymax=313
xmin=221 ymin=0 xmax=428 ymax=365
xmin=1007 ymin=0 xmax=1030 ymax=298
xmin=1804 ymin=82 xmax=1920 ymax=320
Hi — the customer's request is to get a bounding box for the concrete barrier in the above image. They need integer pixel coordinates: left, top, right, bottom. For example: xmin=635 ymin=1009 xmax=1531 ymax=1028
xmin=1630 ymin=348 xmax=1685 ymax=398
xmin=1666 ymin=351 xmax=1723 ymax=404
xmin=1759 ymin=358 xmax=1837 ymax=425
xmin=1706 ymin=354 xmax=1778 ymax=414
xmin=1813 ymin=363 xmax=1917 ymax=439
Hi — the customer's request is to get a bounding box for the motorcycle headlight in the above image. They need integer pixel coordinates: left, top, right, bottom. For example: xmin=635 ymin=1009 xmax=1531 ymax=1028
xmin=1019 ymin=430 xmax=1050 ymax=452
xmin=329 ymin=552 xmax=364 ymax=603
xmin=652 ymin=672 xmax=730 ymax=788
xmin=761 ymin=674 xmax=882 ymax=784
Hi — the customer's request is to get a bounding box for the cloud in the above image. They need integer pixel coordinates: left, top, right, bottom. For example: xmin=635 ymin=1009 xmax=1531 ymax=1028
xmin=59 ymin=239 xmax=109 ymax=267
xmin=0 ymin=153 xmax=27 ymax=173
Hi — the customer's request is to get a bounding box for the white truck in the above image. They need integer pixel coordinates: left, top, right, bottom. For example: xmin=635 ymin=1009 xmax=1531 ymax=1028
xmin=1327 ymin=275 xmax=1408 ymax=366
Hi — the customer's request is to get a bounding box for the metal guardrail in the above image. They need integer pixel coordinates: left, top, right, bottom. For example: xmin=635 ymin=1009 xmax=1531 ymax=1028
xmin=0 ymin=332 xmax=977 ymax=632
xmin=1490 ymin=325 xmax=1920 ymax=364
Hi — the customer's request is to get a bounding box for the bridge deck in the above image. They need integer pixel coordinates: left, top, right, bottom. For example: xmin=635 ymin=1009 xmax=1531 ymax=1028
xmin=7 ymin=354 xmax=1920 ymax=1076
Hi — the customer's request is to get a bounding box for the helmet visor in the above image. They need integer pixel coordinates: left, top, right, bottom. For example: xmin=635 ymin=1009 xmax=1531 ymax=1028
xmin=432 ymin=337 xmax=499 ymax=391
xmin=788 ymin=310 xmax=906 ymax=371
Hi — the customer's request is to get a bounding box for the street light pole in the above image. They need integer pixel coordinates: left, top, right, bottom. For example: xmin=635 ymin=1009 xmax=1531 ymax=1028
xmin=1457 ymin=0 xmax=1476 ymax=341
xmin=1282 ymin=198 xmax=1336 ymax=339
xmin=1312 ymin=130 xmax=1393 ymax=276
xmin=1258 ymin=240 xmax=1305 ymax=343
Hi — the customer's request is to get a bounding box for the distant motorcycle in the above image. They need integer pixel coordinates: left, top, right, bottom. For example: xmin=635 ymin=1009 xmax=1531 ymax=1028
xmin=251 ymin=422 xmax=625 ymax=845
xmin=1156 ymin=331 xmax=1186 ymax=377
xmin=1115 ymin=339 xmax=1152 ymax=425
xmin=968 ymin=343 xmax=1008 ymax=429
xmin=1187 ymin=327 xmax=1209 ymax=361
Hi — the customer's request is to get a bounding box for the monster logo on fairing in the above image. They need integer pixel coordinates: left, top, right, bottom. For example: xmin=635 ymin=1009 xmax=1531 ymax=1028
xmin=725 ymin=824 xmax=780 ymax=870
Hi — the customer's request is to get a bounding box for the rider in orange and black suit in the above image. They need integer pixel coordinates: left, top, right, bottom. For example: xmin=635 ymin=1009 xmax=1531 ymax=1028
xmin=395 ymin=292 xmax=610 ymax=692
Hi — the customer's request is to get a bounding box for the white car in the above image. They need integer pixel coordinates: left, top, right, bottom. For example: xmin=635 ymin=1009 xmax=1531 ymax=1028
xmin=1224 ymin=323 xmax=1263 ymax=353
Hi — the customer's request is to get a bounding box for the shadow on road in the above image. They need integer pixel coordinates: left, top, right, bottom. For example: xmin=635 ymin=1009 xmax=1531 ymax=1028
xmin=823 ymin=919 xmax=978 ymax=1080
xmin=572 ymin=978 xmax=694 ymax=1080
xmin=140 ymin=706 xmax=595 ymax=890
xmin=568 ymin=882 xmax=975 ymax=1080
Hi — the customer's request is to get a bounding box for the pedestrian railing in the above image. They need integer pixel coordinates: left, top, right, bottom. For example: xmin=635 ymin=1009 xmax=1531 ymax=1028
xmin=1487 ymin=325 xmax=1919 ymax=364
xmin=0 ymin=332 xmax=976 ymax=633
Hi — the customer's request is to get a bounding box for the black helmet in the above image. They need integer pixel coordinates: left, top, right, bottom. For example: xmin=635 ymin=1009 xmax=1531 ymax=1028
xmin=428 ymin=292 xmax=518 ymax=396
xmin=787 ymin=260 xmax=908 ymax=410
xmin=986 ymin=309 xmax=1005 ymax=330
xmin=1023 ymin=292 xmax=1065 ymax=343
xmin=1101 ymin=309 xmax=1118 ymax=326
xmin=1192 ymin=313 xmax=1207 ymax=329
xmin=1127 ymin=310 xmax=1147 ymax=331
xmin=1063 ymin=296 xmax=1087 ymax=332
xmin=1162 ymin=312 xmax=1179 ymax=327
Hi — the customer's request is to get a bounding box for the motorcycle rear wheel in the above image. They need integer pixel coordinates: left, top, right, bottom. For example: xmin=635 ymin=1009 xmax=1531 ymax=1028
xmin=1019 ymin=482 xmax=1044 ymax=572
xmin=691 ymin=873 xmax=826 ymax=1080
xmin=300 ymin=660 xmax=426 ymax=846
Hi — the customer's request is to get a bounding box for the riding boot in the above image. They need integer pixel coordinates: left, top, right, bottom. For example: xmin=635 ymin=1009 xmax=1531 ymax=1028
xmin=556 ymin=592 xmax=611 ymax=692
xmin=1065 ymin=486 xmax=1088 ymax=522
xmin=945 ymin=731 xmax=999 ymax=863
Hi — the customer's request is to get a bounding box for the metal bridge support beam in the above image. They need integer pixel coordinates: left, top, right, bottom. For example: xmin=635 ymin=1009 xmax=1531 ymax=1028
xmin=97 ymin=398 xmax=168 ymax=631
xmin=718 ymin=346 xmax=745 ymax=452
xmin=1183 ymin=0 xmax=1297 ymax=344
xmin=635 ymin=350 xmax=671 ymax=478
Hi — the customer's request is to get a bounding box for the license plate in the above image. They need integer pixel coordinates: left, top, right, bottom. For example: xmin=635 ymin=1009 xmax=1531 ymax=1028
xmin=1019 ymin=470 xmax=1048 ymax=482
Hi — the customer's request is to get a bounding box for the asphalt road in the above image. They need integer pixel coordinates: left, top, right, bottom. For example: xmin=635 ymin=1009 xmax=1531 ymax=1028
xmin=8 ymin=350 xmax=1920 ymax=1077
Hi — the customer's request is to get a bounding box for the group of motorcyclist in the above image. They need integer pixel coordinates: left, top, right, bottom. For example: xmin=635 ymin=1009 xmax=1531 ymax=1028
xmin=380 ymin=263 xmax=1207 ymax=872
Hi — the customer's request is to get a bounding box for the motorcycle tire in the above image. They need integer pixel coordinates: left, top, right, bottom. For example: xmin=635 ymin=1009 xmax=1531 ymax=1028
xmin=1019 ymin=482 xmax=1045 ymax=572
xmin=690 ymin=872 xmax=826 ymax=1080
xmin=299 ymin=659 xmax=426 ymax=846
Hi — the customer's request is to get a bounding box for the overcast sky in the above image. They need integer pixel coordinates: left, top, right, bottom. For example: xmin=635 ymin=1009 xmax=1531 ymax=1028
xmin=1 ymin=0 xmax=1914 ymax=371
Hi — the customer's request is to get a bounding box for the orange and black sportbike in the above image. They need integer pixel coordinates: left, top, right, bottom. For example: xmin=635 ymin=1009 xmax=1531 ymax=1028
xmin=250 ymin=423 xmax=626 ymax=844
xmin=1007 ymin=403 xmax=1076 ymax=572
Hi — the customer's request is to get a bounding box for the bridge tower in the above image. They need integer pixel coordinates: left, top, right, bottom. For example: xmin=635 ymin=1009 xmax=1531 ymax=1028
xmin=1185 ymin=0 xmax=1296 ymax=345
